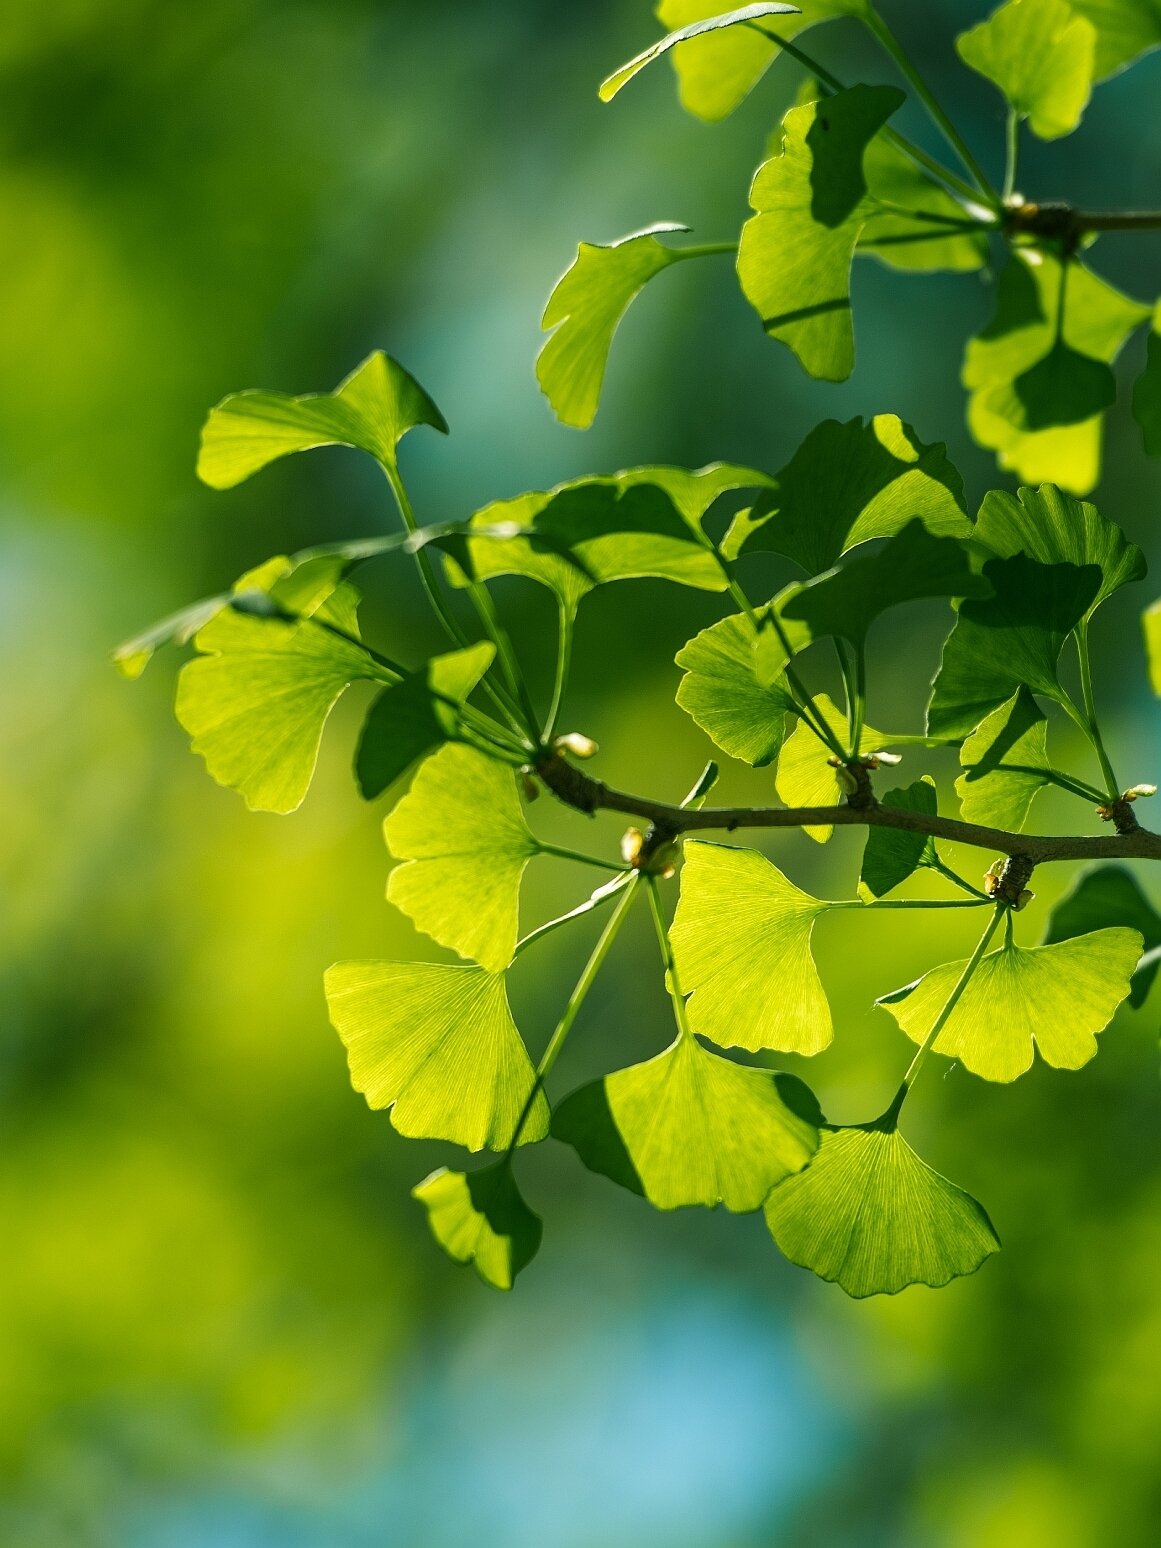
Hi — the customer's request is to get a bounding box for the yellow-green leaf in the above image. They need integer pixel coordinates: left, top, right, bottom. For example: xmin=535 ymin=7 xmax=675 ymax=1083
xmin=599 ymin=4 xmax=801 ymax=102
xmin=956 ymin=0 xmax=1096 ymax=139
xmin=412 ymin=1163 xmax=542 ymax=1290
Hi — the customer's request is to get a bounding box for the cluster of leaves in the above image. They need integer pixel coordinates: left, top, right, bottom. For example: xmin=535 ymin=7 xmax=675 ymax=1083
xmin=539 ymin=0 xmax=1161 ymax=494
xmin=119 ymin=345 xmax=1161 ymax=1297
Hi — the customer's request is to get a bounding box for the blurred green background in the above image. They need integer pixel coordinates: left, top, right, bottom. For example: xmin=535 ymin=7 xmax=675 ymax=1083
xmin=2 ymin=1 xmax=1160 ymax=1543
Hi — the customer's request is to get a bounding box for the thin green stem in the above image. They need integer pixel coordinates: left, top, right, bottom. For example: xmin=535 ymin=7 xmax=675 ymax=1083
xmin=931 ymin=856 xmax=991 ymax=901
xmin=672 ymin=242 xmax=739 ymax=260
xmin=850 ymin=642 xmax=867 ymax=756
xmin=537 ymin=842 xmax=624 ymax=874
xmin=829 ymin=897 xmax=991 ymax=911
xmin=542 ymin=600 xmax=573 ymax=744
xmin=514 ymin=874 xmax=632 ymax=958
xmin=898 ymin=903 xmax=1006 ymax=1099
xmin=1003 ymin=108 xmax=1020 ymax=204
xmin=1075 ymin=622 xmax=1120 ymax=800
xmin=465 ymin=580 xmax=541 ymax=738
xmin=645 ymin=875 xmax=695 ymax=1041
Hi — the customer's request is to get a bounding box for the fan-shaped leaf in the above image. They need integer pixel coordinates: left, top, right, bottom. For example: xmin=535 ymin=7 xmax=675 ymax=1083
xmin=324 ymin=961 xmax=548 ymax=1149
xmin=1145 ymin=599 xmax=1161 ymax=696
xmin=860 ymin=777 xmax=940 ymax=898
xmin=675 ymin=611 xmax=797 ymax=766
xmin=600 ymin=4 xmax=801 ymax=102
xmin=775 ymin=695 xmax=893 ymax=841
xmin=956 ymin=689 xmax=1052 ymax=830
xmin=956 ymin=0 xmax=1096 ymax=139
xmin=1045 ymin=865 xmax=1161 ymax=1008
xmin=412 ymin=1163 xmax=542 ymax=1290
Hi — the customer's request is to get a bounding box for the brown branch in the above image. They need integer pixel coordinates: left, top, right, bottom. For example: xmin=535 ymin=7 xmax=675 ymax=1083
xmin=536 ymin=754 xmax=1161 ymax=867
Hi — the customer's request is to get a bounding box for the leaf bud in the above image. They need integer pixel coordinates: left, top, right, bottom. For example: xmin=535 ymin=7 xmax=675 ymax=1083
xmin=621 ymin=827 xmax=645 ymax=867
xmin=519 ymin=767 xmax=540 ymax=802
xmin=1123 ymin=784 xmax=1157 ymax=801
xmin=868 ymin=750 xmax=902 ymax=766
xmin=556 ymin=732 xmax=599 ymax=760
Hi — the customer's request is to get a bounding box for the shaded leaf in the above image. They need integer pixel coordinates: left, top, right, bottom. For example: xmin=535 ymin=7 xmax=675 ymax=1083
xmin=775 ymin=694 xmax=893 ymax=841
xmin=600 ymin=4 xmax=801 ymax=101
xmin=956 ymin=0 xmax=1096 ymax=139
xmin=1132 ymin=305 xmax=1161 ymax=456
xmin=324 ymin=961 xmax=548 ymax=1149
xmin=385 ymin=745 xmax=539 ymax=972
xmin=956 ymin=689 xmax=1052 ymax=831
xmin=671 ymin=841 xmax=833 ymax=1054
xmin=552 ymin=1037 xmax=816 ymax=1211
xmin=355 ymin=643 xmax=496 ymax=799
xmin=1045 ymin=865 xmax=1161 ymax=1008
xmin=858 ymin=133 xmax=990 ymax=273
xmin=879 ymin=926 xmax=1142 ymax=1081
xmin=412 ymin=1163 xmax=542 ymax=1290
xmin=1069 ymin=0 xmax=1161 ymax=78
xmin=675 ymin=611 xmax=797 ymax=766
xmin=986 ymin=340 xmax=1116 ymax=432
xmin=860 ymin=777 xmax=940 ymax=899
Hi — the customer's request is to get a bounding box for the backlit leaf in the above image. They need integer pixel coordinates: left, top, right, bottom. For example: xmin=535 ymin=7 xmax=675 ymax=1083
xmin=670 ymin=841 xmax=833 ymax=1054
xmin=1069 ymin=0 xmax=1161 ymax=78
xmin=675 ymin=611 xmax=797 ymax=766
xmin=355 ymin=643 xmax=496 ymax=799
xmin=412 ymin=1163 xmax=542 ymax=1290
xmin=1144 ymin=600 xmax=1161 ymax=695
xmin=552 ymin=1037 xmax=816 ymax=1211
xmin=956 ymin=689 xmax=1052 ymax=831
xmin=956 ymin=0 xmax=1096 ymax=139
xmin=1045 ymin=865 xmax=1161 ymax=1008
xmin=599 ymin=4 xmax=801 ymax=102
xmin=859 ymin=777 xmax=940 ymax=899
xmin=324 ymin=961 xmax=548 ymax=1149
xmin=385 ymin=744 xmax=539 ymax=972
xmin=858 ymin=133 xmax=990 ymax=273
xmin=987 ymin=340 xmax=1115 ymax=432
xmin=775 ymin=694 xmax=893 ymax=841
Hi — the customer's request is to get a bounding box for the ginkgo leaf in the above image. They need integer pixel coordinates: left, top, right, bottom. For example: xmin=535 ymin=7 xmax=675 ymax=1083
xmin=879 ymin=926 xmax=1142 ymax=1081
xmin=775 ymin=695 xmax=893 ymax=841
xmin=860 ymin=778 xmax=940 ymax=899
xmin=964 ymin=251 xmax=1149 ymax=494
xmin=175 ymin=608 xmax=393 ymax=813
xmin=197 ymin=351 xmax=447 ymax=488
xmin=1132 ymin=305 xmax=1161 ymax=456
xmin=384 ymin=744 xmax=539 ymax=972
xmin=675 ymin=611 xmax=797 ymax=766
xmin=1144 ymin=600 xmax=1161 ymax=696
xmin=355 ymin=643 xmax=496 ymax=799
xmin=655 ymin=0 xmax=863 ymax=121
xmin=725 ymin=414 xmax=969 ymax=571
xmin=738 ymin=84 xmax=904 ymax=381
xmin=552 ymin=1036 xmax=817 ymax=1211
xmin=599 ymin=3 xmax=800 ymax=101
xmin=537 ymin=224 xmax=698 ymax=429
xmin=114 ymin=593 xmax=233 ymax=680
xmin=956 ymin=0 xmax=1096 ymax=139
xmin=987 ymin=340 xmax=1116 ymax=432
xmin=1045 ymin=865 xmax=1161 ymax=1008
xmin=927 ymin=554 xmax=1101 ymax=740
xmin=412 ymin=1163 xmax=542 ymax=1290
xmin=974 ymin=484 xmax=1146 ymax=620
xmin=956 ymin=689 xmax=1052 ymax=831
xmin=858 ymin=133 xmax=990 ymax=274
xmin=671 ymin=841 xmax=833 ymax=1054
xmin=324 ymin=961 xmax=549 ymax=1150
xmin=1069 ymin=0 xmax=1161 ymax=78
xmin=764 ymin=1109 xmax=1000 ymax=1296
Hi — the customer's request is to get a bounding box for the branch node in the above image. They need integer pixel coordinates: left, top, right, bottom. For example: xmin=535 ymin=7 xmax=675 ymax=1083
xmin=985 ymin=853 xmax=1036 ymax=908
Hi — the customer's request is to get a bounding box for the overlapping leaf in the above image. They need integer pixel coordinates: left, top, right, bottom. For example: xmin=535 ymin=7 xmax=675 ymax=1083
xmin=675 ymin=611 xmax=797 ymax=766
xmin=552 ymin=1036 xmax=817 ymax=1211
xmin=858 ymin=133 xmax=990 ymax=274
xmin=774 ymin=695 xmax=894 ymax=842
xmin=671 ymin=841 xmax=833 ymax=1054
xmin=599 ymin=4 xmax=801 ymax=101
xmin=324 ymin=961 xmax=548 ymax=1149
xmin=860 ymin=778 xmax=940 ymax=898
xmin=1070 ymin=0 xmax=1161 ymax=78
xmin=879 ymin=926 xmax=1142 ymax=1081
xmin=412 ymin=1163 xmax=542 ymax=1290
xmin=1045 ymin=865 xmax=1161 ymax=1008
xmin=956 ymin=689 xmax=1053 ymax=830
xmin=956 ymin=0 xmax=1096 ymax=140
xmin=355 ymin=643 xmax=495 ymax=799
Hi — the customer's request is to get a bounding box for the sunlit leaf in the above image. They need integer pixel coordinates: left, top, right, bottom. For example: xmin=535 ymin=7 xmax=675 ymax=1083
xmin=175 ymin=608 xmax=392 ymax=813
xmin=860 ymin=777 xmax=940 ymax=898
xmin=738 ymin=85 xmax=904 ymax=381
xmin=114 ymin=593 xmax=232 ymax=680
xmin=324 ymin=960 xmax=548 ymax=1149
xmin=1132 ymin=305 xmax=1161 ymax=455
xmin=197 ymin=351 xmax=447 ymax=488
xmin=775 ymin=694 xmax=893 ymax=841
xmin=355 ymin=643 xmax=496 ymax=799
xmin=858 ymin=134 xmax=990 ymax=273
xmin=675 ymin=611 xmax=797 ymax=766
xmin=599 ymin=4 xmax=801 ymax=102
xmin=956 ymin=689 xmax=1052 ymax=831
xmin=956 ymin=0 xmax=1096 ymax=139
xmin=765 ymin=1107 xmax=1000 ymax=1296
xmin=412 ymin=1163 xmax=542 ymax=1290
xmin=725 ymin=414 xmax=969 ymax=571
xmin=1045 ymin=865 xmax=1161 ymax=1008
xmin=671 ymin=841 xmax=833 ymax=1054
xmin=385 ymin=744 xmax=539 ymax=972
xmin=927 ymin=554 xmax=1101 ymax=740
xmin=879 ymin=926 xmax=1142 ymax=1081
xmin=1069 ymin=0 xmax=1161 ymax=78
xmin=1144 ymin=599 xmax=1161 ymax=695
xmin=987 ymin=340 xmax=1116 ymax=432
xmin=552 ymin=1037 xmax=816 ymax=1210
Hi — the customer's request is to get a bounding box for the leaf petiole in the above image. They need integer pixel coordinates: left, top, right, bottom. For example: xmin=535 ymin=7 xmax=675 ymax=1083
xmin=645 ymin=875 xmax=696 ymax=1042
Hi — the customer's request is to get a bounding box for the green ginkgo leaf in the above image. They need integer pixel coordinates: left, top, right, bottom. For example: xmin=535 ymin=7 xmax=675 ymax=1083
xmin=927 ymin=554 xmax=1101 ymax=740
xmin=412 ymin=1163 xmax=542 ymax=1290
xmin=599 ymin=3 xmax=800 ymax=101
xmin=738 ymin=84 xmax=904 ymax=381
xmin=956 ymin=689 xmax=1053 ymax=831
xmin=879 ymin=926 xmax=1142 ymax=1081
xmin=538 ymin=224 xmax=700 ymax=429
xmin=858 ymin=133 xmax=990 ymax=274
xmin=355 ymin=643 xmax=496 ymax=799
xmin=552 ymin=1037 xmax=817 ymax=1211
xmin=1132 ymin=305 xmax=1161 ymax=456
xmin=859 ymin=778 xmax=940 ymax=899
xmin=987 ymin=340 xmax=1116 ymax=433
xmin=675 ymin=611 xmax=797 ymax=766
xmin=725 ymin=414 xmax=969 ymax=571
xmin=197 ymin=351 xmax=448 ymax=488
xmin=1045 ymin=865 xmax=1161 ymax=1008
xmin=764 ymin=1107 xmax=1000 ymax=1296
xmin=175 ymin=607 xmax=393 ymax=814
xmin=671 ymin=841 xmax=833 ymax=1054
xmin=324 ymin=960 xmax=549 ymax=1149
xmin=956 ymin=0 xmax=1096 ymax=139
xmin=1069 ymin=0 xmax=1161 ymax=79
xmin=775 ymin=695 xmax=893 ymax=841
xmin=1145 ymin=599 xmax=1161 ymax=696
xmin=384 ymin=744 xmax=539 ymax=972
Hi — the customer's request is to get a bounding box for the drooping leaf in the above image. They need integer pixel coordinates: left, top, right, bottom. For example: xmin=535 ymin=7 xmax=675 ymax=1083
xmin=764 ymin=1107 xmax=1000 ymax=1296
xmin=675 ymin=611 xmax=797 ymax=766
xmin=355 ymin=643 xmax=496 ymax=799
xmin=670 ymin=841 xmax=833 ymax=1054
xmin=552 ymin=1037 xmax=816 ymax=1211
xmin=927 ymin=553 xmax=1101 ymax=740
xmin=1069 ymin=0 xmax=1161 ymax=78
xmin=537 ymin=224 xmax=698 ymax=429
xmin=725 ymin=414 xmax=969 ymax=571
xmin=879 ymin=926 xmax=1142 ymax=1081
xmin=1132 ymin=305 xmax=1161 ymax=456
xmin=324 ymin=961 xmax=548 ymax=1149
xmin=859 ymin=777 xmax=940 ymax=899
xmin=412 ymin=1163 xmax=542 ymax=1290
xmin=175 ymin=608 xmax=393 ymax=814
xmin=858 ymin=133 xmax=990 ymax=274
xmin=956 ymin=689 xmax=1053 ymax=831
xmin=599 ymin=4 xmax=801 ymax=101
xmin=973 ymin=484 xmax=1146 ymax=620
xmin=956 ymin=0 xmax=1096 ymax=139
xmin=197 ymin=351 xmax=447 ymax=488
xmin=1144 ymin=600 xmax=1161 ymax=695
xmin=1045 ymin=865 xmax=1161 ymax=1008
xmin=384 ymin=744 xmax=539 ymax=972
xmin=738 ymin=84 xmax=905 ymax=381
xmin=775 ymin=694 xmax=893 ymax=841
